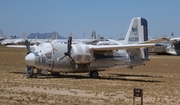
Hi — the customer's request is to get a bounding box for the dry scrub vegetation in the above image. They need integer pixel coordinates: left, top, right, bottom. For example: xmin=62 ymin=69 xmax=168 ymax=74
xmin=0 ymin=46 xmax=180 ymax=105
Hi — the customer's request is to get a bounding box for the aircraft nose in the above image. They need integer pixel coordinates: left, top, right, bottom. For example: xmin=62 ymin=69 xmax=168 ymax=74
xmin=25 ymin=53 xmax=35 ymax=66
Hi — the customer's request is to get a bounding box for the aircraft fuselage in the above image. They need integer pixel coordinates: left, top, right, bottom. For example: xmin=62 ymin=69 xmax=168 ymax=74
xmin=25 ymin=42 xmax=145 ymax=73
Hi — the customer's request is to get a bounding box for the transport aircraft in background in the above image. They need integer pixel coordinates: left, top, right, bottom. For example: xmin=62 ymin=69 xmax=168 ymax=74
xmin=0 ymin=32 xmax=28 ymax=45
xmin=149 ymin=33 xmax=180 ymax=55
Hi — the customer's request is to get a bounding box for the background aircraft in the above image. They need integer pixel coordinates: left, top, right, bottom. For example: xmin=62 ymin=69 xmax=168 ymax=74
xmin=51 ymin=30 xmax=99 ymax=45
xmin=166 ymin=36 xmax=180 ymax=55
xmin=6 ymin=30 xmax=100 ymax=48
xmin=29 ymin=31 xmax=59 ymax=45
xmin=13 ymin=32 xmax=28 ymax=45
xmin=0 ymin=32 xmax=28 ymax=45
xmin=149 ymin=33 xmax=180 ymax=55
xmin=24 ymin=17 xmax=164 ymax=78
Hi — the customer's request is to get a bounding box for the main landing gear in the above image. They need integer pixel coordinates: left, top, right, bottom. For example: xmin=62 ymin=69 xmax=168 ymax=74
xmin=29 ymin=73 xmax=37 ymax=78
xmin=89 ymin=70 xmax=99 ymax=78
xmin=27 ymin=70 xmax=37 ymax=78
xmin=51 ymin=72 xmax=60 ymax=76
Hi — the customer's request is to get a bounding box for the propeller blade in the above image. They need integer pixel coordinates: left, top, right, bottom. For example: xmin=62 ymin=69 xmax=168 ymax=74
xmin=25 ymin=40 xmax=31 ymax=53
xmin=60 ymin=53 xmax=74 ymax=62
xmin=68 ymin=55 xmax=75 ymax=62
xmin=67 ymin=33 xmax=72 ymax=54
xmin=59 ymin=33 xmax=75 ymax=63
xmin=60 ymin=55 xmax=66 ymax=60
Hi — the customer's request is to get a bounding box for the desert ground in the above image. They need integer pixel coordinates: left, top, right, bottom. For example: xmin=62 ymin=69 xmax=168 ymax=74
xmin=0 ymin=46 xmax=180 ymax=105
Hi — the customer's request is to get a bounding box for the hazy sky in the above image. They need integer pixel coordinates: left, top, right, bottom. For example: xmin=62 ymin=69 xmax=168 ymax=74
xmin=0 ymin=0 xmax=179 ymax=39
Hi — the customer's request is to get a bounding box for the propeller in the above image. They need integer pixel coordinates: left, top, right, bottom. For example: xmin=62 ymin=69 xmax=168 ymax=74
xmin=25 ymin=40 xmax=31 ymax=54
xmin=60 ymin=33 xmax=74 ymax=62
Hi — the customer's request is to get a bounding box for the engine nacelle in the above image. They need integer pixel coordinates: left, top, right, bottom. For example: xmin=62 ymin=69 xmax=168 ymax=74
xmin=71 ymin=44 xmax=93 ymax=64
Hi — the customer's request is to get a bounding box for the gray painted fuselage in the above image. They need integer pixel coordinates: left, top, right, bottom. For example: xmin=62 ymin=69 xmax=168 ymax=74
xmin=32 ymin=42 xmax=145 ymax=73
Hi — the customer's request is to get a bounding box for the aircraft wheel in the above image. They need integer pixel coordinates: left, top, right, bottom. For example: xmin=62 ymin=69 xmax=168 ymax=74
xmin=28 ymin=73 xmax=36 ymax=78
xmin=31 ymin=74 xmax=37 ymax=78
xmin=90 ymin=70 xmax=99 ymax=78
xmin=37 ymin=69 xmax=42 ymax=74
xmin=51 ymin=72 xmax=60 ymax=76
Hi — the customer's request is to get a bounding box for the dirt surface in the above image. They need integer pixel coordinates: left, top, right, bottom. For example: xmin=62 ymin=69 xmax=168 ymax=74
xmin=0 ymin=46 xmax=180 ymax=105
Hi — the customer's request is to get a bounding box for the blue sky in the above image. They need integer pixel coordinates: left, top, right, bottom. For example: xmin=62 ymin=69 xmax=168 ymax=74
xmin=0 ymin=0 xmax=180 ymax=39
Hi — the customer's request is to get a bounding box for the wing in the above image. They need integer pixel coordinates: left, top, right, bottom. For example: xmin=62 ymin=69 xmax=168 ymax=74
xmin=91 ymin=43 xmax=158 ymax=51
xmin=139 ymin=37 xmax=170 ymax=44
xmin=6 ymin=45 xmax=37 ymax=49
xmin=107 ymin=37 xmax=169 ymax=45
xmin=6 ymin=45 xmax=27 ymax=48
xmin=170 ymin=37 xmax=180 ymax=43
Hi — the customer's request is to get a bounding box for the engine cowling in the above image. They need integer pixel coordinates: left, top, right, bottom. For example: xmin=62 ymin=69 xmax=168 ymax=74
xmin=71 ymin=44 xmax=93 ymax=64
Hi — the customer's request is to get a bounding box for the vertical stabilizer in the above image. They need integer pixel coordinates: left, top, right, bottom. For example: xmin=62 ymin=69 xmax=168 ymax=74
xmin=125 ymin=17 xmax=149 ymax=61
xmin=51 ymin=31 xmax=58 ymax=40
xmin=22 ymin=32 xmax=28 ymax=40
xmin=91 ymin=30 xmax=96 ymax=39
xmin=0 ymin=29 xmax=3 ymax=37
xmin=35 ymin=36 xmax=38 ymax=41
xmin=124 ymin=17 xmax=148 ymax=44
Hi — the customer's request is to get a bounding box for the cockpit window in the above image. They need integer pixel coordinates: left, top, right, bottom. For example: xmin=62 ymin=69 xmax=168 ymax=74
xmin=33 ymin=43 xmax=52 ymax=59
xmin=33 ymin=52 xmax=39 ymax=56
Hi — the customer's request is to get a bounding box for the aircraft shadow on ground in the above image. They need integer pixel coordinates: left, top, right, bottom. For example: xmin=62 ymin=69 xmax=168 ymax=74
xmin=110 ymin=73 xmax=154 ymax=77
xmin=110 ymin=73 xmax=163 ymax=78
xmin=38 ymin=75 xmax=162 ymax=82
xmin=10 ymin=71 xmax=26 ymax=74
xmin=10 ymin=71 xmax=162 ymax=83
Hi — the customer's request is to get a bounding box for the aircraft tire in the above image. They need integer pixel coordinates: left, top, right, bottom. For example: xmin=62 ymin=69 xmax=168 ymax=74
xmin=37 ymin=69 xmax=42 ymax=74
xmin=31 ymin=74 xmax=37 ymax=78
xmin=90 ymin=70 xmax=99 ymax=78
xmin=51 ymin=72 xmax=60 ymax=76
xmin=28 ymin=73 xmax=36 ymax=78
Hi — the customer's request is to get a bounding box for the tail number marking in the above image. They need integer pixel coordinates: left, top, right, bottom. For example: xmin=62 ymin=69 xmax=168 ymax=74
xmin=128 ymin=37 xmax=139 ymax=42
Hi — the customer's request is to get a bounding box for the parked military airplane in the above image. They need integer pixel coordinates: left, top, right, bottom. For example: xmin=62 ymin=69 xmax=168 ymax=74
xmin=6 ymin=30 xmax=99 ymax=48
xmin=13 ymin=32 xmax=28 ymax=45
xmin=1 ymin=32 xmax=28 ymax=45
xmin=148 ymin=33 xmax=180 ymax=55
xmin=51 ymin=30 xmax=99 ymax=45
xmin=166 ymin=36 xmax=180 ymax=55
xmin=23 ymin=17 xmax=167 ymax=78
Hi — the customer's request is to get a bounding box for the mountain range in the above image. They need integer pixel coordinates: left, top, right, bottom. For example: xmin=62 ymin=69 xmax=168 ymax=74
xmin=27 ymin=32 xmax=66 ymax=39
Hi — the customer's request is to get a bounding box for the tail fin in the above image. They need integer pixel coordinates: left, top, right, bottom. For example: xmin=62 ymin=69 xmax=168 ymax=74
xmin=125 ymin=17 xmax=149 ymax=61
xmin=0 ymin=29 xmax=5 ymax=41
xmin=35 ymin=35 xmax=38 ymax=41
xmin=0 ymin=29 xmax=3 ymax=37
xmin=21 ymin=32 xmax=27 ymax=40
xmin=51 ymin=31 xmax=58 ymax=40
xmin=91 ymin=30 xmax=96 ymax=39
xmin=124 ymin=17 xmax=148 ymax=44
